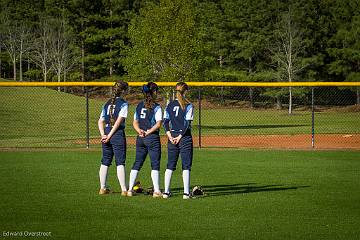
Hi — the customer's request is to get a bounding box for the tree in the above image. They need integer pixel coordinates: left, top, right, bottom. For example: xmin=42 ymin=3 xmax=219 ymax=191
xmin=30 ymin=18 xmax=53 ymax=82
xmin=196 ymin=1 xmax=227 ymax=71
xmin=124 ymin=0 xmax=205 ymax=82
xmin=0 ymin=17 xmax=4 ymax=78
xmin=0 ymin=18 xmax=4 ymax=78
xmin=270 ymin=8 xmax=306 ymax=114
xmin=17 ymin=24 xmax=31 ymax=81
xmin=66 ymin=0 xmax=133 ymax=81
xmin=221 ymin=0 xmax=277 ymax=107
xmin=1 ymin=16 xmax=18 ymax=81
xmin=327 ymin=0 xmax=360 ymax=104
xmin=67 ymin=0 xmax=94 ymax=82
xmin=49 ymin=18 xmax=78 ymax=91
xmin=0 ymin=0 xmax=43 ymax=80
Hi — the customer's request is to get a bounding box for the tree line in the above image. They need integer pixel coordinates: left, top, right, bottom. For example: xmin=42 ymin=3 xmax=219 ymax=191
xmin=0 ymin=0 xmax=359 ymax=108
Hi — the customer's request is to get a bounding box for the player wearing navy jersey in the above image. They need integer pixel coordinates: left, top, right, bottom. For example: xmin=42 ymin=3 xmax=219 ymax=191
xmin=98 ymin=80 xmax=129 ymax=196
xmin=163 ymin=82 xmax=194 ymax=200
xmin=127 ymin=82 xmax=163 ymax=198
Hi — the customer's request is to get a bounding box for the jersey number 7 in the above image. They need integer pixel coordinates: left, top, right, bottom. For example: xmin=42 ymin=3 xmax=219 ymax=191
xmin=173 ymin=106 xmax=179 ymax=117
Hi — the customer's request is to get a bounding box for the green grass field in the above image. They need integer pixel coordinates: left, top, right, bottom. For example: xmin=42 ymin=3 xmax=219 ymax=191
xmin=0 ymin=84 xmax=359 ymax=239
xmin=0 ymin=149 xmax=359 ymax=239
xmin=0 ymin=86 xmax=359 ymax=148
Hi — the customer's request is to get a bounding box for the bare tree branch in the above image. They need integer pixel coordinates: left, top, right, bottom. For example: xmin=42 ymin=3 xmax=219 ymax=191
xmin=30 ymin=18 xmax=53 ymax=82
xmin=268 ymin=8 xmax=306 ymax=114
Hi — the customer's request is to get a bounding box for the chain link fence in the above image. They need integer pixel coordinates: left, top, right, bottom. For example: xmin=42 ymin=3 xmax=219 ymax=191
xmin=0 ymin=84 xmax=359 ymax=150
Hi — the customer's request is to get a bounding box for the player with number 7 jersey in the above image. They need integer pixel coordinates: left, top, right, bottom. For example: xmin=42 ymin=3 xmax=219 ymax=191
xmin=163 ymin=82 xmax=194 ymax=200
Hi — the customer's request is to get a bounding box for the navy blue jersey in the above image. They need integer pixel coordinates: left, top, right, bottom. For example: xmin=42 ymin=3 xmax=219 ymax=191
xmin=100 ymin=97 xmax=128 ymax=129
xmin=134 ymin=102 xmax=162 ymax=134
xmin=163 ymin=100 xmax=194 ymax=135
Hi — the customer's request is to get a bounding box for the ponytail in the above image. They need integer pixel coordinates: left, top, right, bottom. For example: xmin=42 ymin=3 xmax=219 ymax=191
xmin=109 ymin=80 xmax=128 ymax=126
xmin=144 ymin=92 xmax=153 ymax=109
xmin=109 ymin=93 xmax=116 ymax=127
xmin=175 ymin=82 xmax=189 ymax=110
xmin=143 ymin=82 xmax=159 ymax=110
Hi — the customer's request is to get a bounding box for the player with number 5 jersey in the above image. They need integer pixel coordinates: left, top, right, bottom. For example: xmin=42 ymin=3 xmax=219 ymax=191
xmin=127 ymin=82 xmax=163 ymax=198
xmin=163 ymin=82 xmax=194 ymax=200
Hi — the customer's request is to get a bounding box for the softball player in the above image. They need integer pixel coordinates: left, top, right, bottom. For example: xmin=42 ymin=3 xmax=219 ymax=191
xmin=127 ymin=82 xmax=163 ymax=198
xmin=163 ymin=82 xmax=194 ymax=200
xmin=98 ymin=80 xmax=129 ymax=196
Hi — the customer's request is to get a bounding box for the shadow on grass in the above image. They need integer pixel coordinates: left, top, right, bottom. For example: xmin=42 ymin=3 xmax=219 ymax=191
xmin=201 ymin=183 xmax=310 ymax=197
xmin=169 ymin=183 xmax=309 ymax=197
xmin=115 ymin=183 xmax=310 ymax=198
xmin=199 ymin=124 xmax=308 ymax=130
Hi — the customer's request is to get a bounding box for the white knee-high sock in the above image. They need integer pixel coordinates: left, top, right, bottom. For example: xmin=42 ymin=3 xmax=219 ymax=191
xmin=182 ymin=170 xmax=190 ymax=195
xmin=99 ymin=165 xmax=109 ymax=189
xmin=164 ymin=169 xmax=173 ymax=194
xmin=151 ymin=170 xmax=160 ymax=193
xmin=117 ymin=165 xmax=127 ymax=192
xmin=128 ymin=169 xmax=139 ymax=192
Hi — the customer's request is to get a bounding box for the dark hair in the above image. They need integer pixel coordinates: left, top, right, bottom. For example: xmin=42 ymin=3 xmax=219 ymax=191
xmin=109 ymin=80 xmax=128 ymax=126
xmin=143 ymin=82 xmax=158 ymax=109
xmin=176 ymin=82 xmax=189 ymax=110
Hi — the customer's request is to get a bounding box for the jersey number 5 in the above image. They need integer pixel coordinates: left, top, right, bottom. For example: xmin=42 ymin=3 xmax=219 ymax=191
xmin=140 ymin=108 xmax=147 ymax=119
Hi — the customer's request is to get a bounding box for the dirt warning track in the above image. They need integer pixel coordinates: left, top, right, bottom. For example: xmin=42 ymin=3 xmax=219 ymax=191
xmin=81 ymin=134 xmax=360 ymax=150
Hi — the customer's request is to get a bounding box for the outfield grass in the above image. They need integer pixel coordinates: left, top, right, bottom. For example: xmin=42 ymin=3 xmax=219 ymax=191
xmin=200 ymin=108 xmax=360 ymax=135
xmin=0 ymin=149 xmax=359 ymax=239
xmin=0 ymin=86 xmax=359 ymax=148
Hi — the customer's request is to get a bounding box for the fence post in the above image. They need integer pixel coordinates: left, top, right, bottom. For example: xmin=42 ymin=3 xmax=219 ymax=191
xmin=221 ymin=86 xmax=224 ymax=105
xmin=311 ymin=87 xmax=315 ymax=149
xmin=198 ymin=88 xmax=202 ymax=149
xmin=86 ymin=87 xmax=90 ymax=149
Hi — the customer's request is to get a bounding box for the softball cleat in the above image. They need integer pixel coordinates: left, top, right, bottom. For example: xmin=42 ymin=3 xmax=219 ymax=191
xmin=162 ymin=192 xmax=171 ymax=199
xmin=183 ymin=193 xmax=193 ymax=200
xmin=99 ymin=188 xmax=111 ymax=195
xmin=127 ymin=190 xmax=134 ymax=197
xmin=152 ymin=191 xmax=163 ymax=198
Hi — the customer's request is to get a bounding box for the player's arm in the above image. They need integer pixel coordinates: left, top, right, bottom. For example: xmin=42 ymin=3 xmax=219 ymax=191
xmin=165 ymin=127 xmax=174 ymax=144
xmin=173 ymin=120 xmax=192 ymax=144
xmin=133 ymin=119 xmax=145 ymax=137
xmin=173 ymin=104 xmax=193 ymax=143
xmin=98 ymin=107 xmax=107 ymax=142
xmin=105 ymin=103 xmax=128 ymax=142
xmin=133 ymin=110 xmax=145 ymax=137
xmin=106 ymin=115 xmax=125 ymax=140
xmin=163 ymin=105 xmax=170 ymax=133
xmin=163 ymin=118 xmax=170 ymax=133
xmin=178 ymin=120 xmax=191 ymax=137
xmin=163 ymin=105 xmax=175 ymax=143
xmin=172 ymin=123 xmax=186 ymax=144
xmin=98 ymin=118 xmax=105 ymax=136
xmin=145 ymin=106 xmax=163 ymax=136
xmin=145 ymin=120 xmax=162 ymax=136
